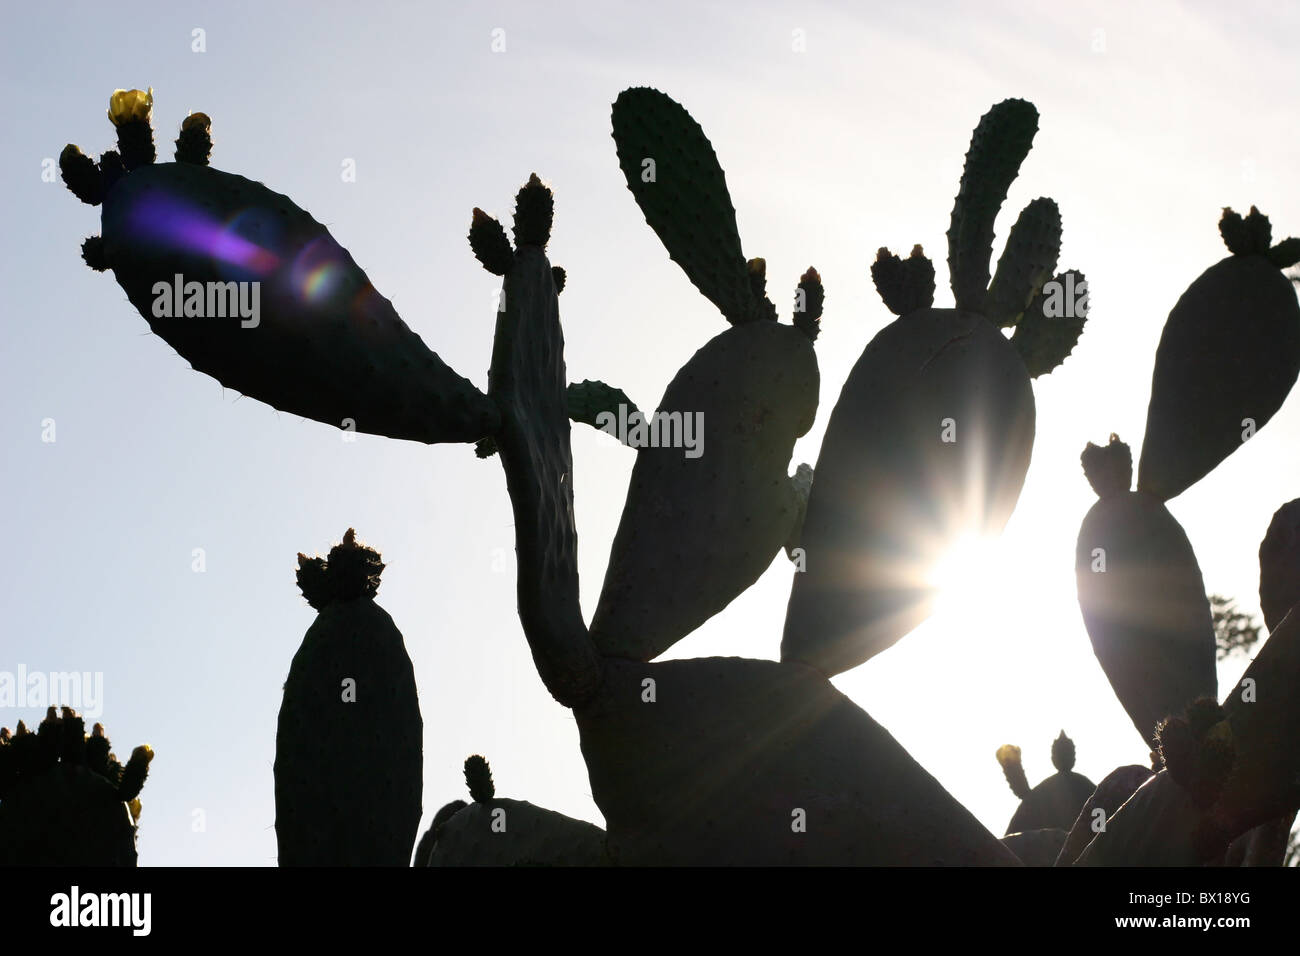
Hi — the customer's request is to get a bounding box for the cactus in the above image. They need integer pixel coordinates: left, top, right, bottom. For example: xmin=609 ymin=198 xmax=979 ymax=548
xmin=591 ymin=89 xmax=821 ymax=660
xmin=275 ymin=529 xmax=422 ymax=865
xmin=782 ymin=99 xmax=1087 ymax=677
xmin=0 ymin=709 xmax=152 ymax=865
xmin=54 ymin=85 xmax=1300 ymax=869
xmin=997 ymin=732 xmax=1096 ymax=839
xmin=426 ymin=756 xmax=609 ymax=866
xmin=1074 ymin=435 xmax=1217 ymax=751
xmin=59 ymin=91 xmax=499 ymax=446
xmin=1137 ymin=208 xmax=1300 ymax=501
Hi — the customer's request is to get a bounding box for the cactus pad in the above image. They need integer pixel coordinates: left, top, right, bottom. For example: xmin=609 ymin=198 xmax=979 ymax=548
xmin=611 ymin=87 xmax=759 ymax=324
xmin=1009 ymin=269 xmax=1088 ymax=378
xmin=1075 ymin=472 xmax=1216 ymax=749
xmin=275 ymin=569 xmax=422 ymax=866
xmin=946 ymin=99 xmax=1040 ymax=312
xmin=783 ymin=308 xmax=1034 ymax=676
xmin=1259 ymin=498 xmax=1300 ymax=632
xmin=0 ymin=709 xmax=151 ymax=865
xmin=1137 ymin=209 xmax=1300 ymax=501
xmin=575 ymin=657 xmax=1018 ymax=865
xmin=589 ymin=320 xmax=819 ymax=661
xmin=986 ymin=197 xmax=1061 ymax=327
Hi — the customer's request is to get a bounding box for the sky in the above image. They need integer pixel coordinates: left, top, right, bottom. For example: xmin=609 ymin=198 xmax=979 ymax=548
xmin=2 ymin=0 xmax=1298 ymax=865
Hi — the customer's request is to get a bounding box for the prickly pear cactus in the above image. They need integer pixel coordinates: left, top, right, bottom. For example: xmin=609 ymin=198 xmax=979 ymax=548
xmin=590 ymin=90 xmax=822 ymax=661
xmin=997 ymin=732 xmax=1096 ymax=836
xmin=58 ymin=84 xmax=1300 ymax=870
xmin=0 ymin=708 xmax=153 ymax=865
xmin=1074 ymin=435 xmax=1216 ymax=750
xmin=61 ymin=90 xmax=499 ymax=445
xmin=275 ymin=529 xmax=422 ymax=866
xmin=575 ymin=657 xmax=1017 ymax=865
xmin=426 ymin=756 xmax=610 ymax=866
xmin=783 ymin=98 xmax=1087 ymax=676
xmin=1259 ymin=498 xmax=1300 ymax=632
xmin=1137 ymin=208 xmax=1300 ymax=501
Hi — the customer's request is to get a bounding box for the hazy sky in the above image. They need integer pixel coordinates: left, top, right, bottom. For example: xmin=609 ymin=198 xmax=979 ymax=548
xmin=3 ymin=0 xmax=1298 ymax=865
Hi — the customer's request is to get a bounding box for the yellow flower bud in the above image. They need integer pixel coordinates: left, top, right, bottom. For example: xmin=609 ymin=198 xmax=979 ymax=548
xmin=181 ymin=111 xmax=211 ymax=132
xmin=128 ymin=798 xmax=143 ymax=823
xmin=108 ymin=87 xmax=154 ymax=127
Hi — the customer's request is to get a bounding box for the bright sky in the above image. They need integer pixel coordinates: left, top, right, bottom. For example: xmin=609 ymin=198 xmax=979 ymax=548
xmin=3 ymin=0 xmax=1298 ymax=865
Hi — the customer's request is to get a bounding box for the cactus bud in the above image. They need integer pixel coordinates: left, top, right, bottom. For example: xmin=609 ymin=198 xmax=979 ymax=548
xmin=469 ymin=207 xmax=515 ymax=275
xmin=512 ymin=173 xmax=553 ymax=249
xmin=1080 ymin=434 xmax=1132 ymax=499
xmin=98 ymin=150 xmax=126 ymax=192
xmin=59 ymin=144 xmax=103 ymax=205
xmin=1050 ymin=730 xmax=1076 ymax=772
xmin=794 ymin=266 xmax=823 ymax=341
xmin=746 ymin=257 xmax=767 ymax=301
xmin=1219 ymin=206 xmax=1271 ymax=256
xmin=81 ymin=236 xmax=109 ymax=272
xmin=464 ymin=754 xmax=495 ymax=803
xmin=107 ymin=88 xmax=155 ymax=170
xmin=174 ymin=111 xmax=212 ymax=165
xmin=996 ymin=744 xmax=1030 ymax=800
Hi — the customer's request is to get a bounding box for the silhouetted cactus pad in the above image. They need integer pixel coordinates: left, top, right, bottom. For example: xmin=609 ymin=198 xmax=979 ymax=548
xmin=1075 ymin=771 xmax=1212 ymax=865
xmin=590 ymin=320 xmax=818 ymax=661
xmin=947 ymin=99 xmax=1039 ymax=312
xmin=275 ymin=591 xmax=422 ymax=866
xmin=1137 ymin=208 xmax=1300 ymax=501
xmin=93 ymin=161 xmax=499 ymax=444
xmin=1010 ymin=269 xmax=1088 ymax=378
xmin=429 ymin=798 xmax=609 ymax=866
xmin=469 ymin=207 xmax=515 ymax=275
xmin=871 ymin=246 xmax=935 ymax=316
xmin=793 ymin=267 xmax=824 ymax=341
xmin=512 ymin=174 xmax=554 ymax=249
xmin=1214 ymin=606 xmax=1300 ymax=843
xmin=575 ymin=657 xmax=1018 ymax=865
xmin=1156 ymin=698 xmax=1235 ymax=810
xmin=0 ymin=709 xmax=152 ymax=865
xmin=783 ymin=308 xmax=1034 ymax=676
xmin=1057 ymin=764 xmax=1153 ymax=865
xmin=986 ymin=197 xmax=1061 ymax=328
xmin=1075 ymin=478 xmax=1215 ymax=750
xmin=463 ymin=755 xmax=495 ymax=803
xmin=611 ymin=87 xmax=758 ymax=324
xmin=1003 ymin=732 xmax=1096 ymax=835
xmin=1259 ymin=498 xmax=1300 ymax=631
xmin=567 ymin=379 xmax=639 ymax=436
xmin=487 ymin=242 xmax=602 ymax=707
xmin=1000 ymin=828 xmax=1068 ymax=866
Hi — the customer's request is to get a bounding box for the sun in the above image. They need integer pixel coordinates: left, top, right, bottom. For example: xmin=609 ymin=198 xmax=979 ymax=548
xmin=928 ymin=532 xmax=1007 ymax=620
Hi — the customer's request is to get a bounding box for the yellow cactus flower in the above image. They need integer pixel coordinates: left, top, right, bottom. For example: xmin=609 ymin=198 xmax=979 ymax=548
xmin=131 ymin=743 xmax=155 ymax=764
xmin=107 ymin=87 xmax=153 ymax=127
